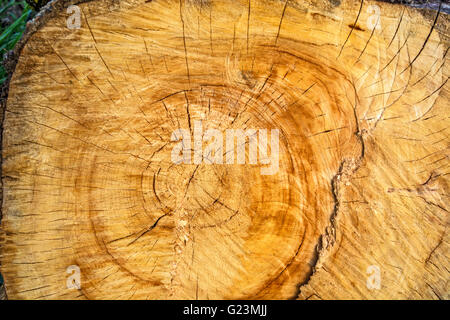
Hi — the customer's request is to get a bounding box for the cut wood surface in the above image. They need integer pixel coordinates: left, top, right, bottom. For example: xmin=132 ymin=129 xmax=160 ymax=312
xmin=0 ymin=0 xmax=448 ymax=299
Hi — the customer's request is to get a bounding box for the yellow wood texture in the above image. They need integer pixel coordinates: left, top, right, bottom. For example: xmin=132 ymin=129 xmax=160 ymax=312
xmin=0 ymin=0 xmax=448 ymax=299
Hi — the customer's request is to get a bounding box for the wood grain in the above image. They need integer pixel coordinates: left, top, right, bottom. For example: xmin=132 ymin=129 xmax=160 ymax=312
xmin=0 ymin=0 xmax=448 ymax=299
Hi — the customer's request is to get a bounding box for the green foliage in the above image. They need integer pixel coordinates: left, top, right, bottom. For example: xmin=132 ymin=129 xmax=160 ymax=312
xmin=25 ymin=0 xmax=48 ymax=11
xmin=0 ymin=1 xmax=34 ymax=85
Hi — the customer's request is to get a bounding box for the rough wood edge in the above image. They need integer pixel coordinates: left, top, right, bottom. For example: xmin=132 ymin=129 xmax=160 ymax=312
xmin=0 ymin=0 xmax=95 ymax=300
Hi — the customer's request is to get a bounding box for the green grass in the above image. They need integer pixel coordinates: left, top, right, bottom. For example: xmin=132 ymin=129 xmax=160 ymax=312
xmin=0 ymin=0 xmax=33 ymax=85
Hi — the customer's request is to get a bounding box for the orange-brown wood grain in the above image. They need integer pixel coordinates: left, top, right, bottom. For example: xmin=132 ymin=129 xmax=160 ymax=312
xmin=0 ymin=0 xmax=448 ymax=299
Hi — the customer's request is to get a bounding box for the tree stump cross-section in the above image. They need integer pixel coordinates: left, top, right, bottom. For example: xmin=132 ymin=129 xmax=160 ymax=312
xmin=0 ymin=0 xmax=448 ymax=299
